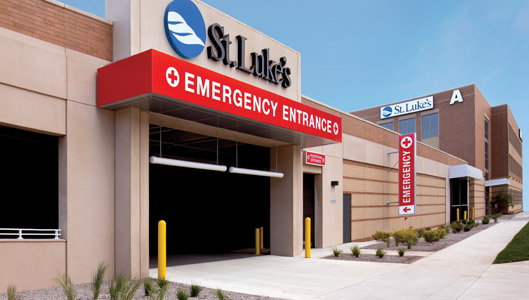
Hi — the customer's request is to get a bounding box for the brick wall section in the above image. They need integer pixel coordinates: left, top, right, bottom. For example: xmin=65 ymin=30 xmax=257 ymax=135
xmin=0 ymin=0 xmax=112 ymax=61
xmin=344 ymin=160 xmax=446 ymax=241
xmin=301 ymin=97 xmax=466 ymax=166
xmin=491 ymin=105 xmax=508 ymax=178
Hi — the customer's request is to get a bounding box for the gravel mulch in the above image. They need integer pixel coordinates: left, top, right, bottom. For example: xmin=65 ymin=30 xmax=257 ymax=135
xmin=323 ymin=252 xmax=422 ymax=264
xmin=324 ymin=219 xmax=503 ymax=264
xmin=362 ymin=221 xmax=496 ymax=252
xmin=0 ymin=281 xmax=285 ymax=300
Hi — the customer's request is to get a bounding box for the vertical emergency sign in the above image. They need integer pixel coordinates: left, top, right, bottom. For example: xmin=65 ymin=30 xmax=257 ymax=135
xmin=399 ymin=133 xmax=416 ymax=215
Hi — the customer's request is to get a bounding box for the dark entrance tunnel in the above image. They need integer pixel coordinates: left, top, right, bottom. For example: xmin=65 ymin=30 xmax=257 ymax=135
xmin=149 ymin=126 xmax=270 ymax=254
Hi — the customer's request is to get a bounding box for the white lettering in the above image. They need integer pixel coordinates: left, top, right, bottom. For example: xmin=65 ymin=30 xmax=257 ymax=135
xmin=211 ymin=81 xmax=220 ymax=101
xmin=234 ymin=89 xmax=243 ymax=107
xmin=197 ymin=76 xmax=209 ymax=97
xmin=185 ymin=72 xmax=195 ymax=93
xmin=450 ymin=89 xmax=463 ymax=105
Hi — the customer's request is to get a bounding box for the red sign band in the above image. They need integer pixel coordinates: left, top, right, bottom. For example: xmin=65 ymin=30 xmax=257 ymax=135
xmin=305 ymin=151 xmax=326 ymax=166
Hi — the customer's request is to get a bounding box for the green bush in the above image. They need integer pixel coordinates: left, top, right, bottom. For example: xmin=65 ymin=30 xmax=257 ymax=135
xmin=482 ymin=216 xmax=490 ymax=224
xmin=57 ymin=274 xmax=76 ymax=300
xmin=423 ymin=230 xmax=440 ymax=242
xmin=190 ymin=284 xmax=204 ymax=297
xmin=91 ymin=263 xmax=107 ymax=300
xmin=216 ymin=289 xmax=228 ymax=300
xmin=333 ymin=248 xmax=342 ymax=257
xmin=417 ymin=229 xmax=425 ymax=238
xmin=436 ymin=227 xmax=447 ymax=239
xmin=372 ymin=230 xmax=390 ymax=242
xmin=451 ymin=221 xmax=463 ymax=233
xmin=398 ymin=248 xmax=405 ymax=257
xmin=176 ymin=288 xmax=189 ymax=300
xmin=7 ymin=285 xmax=17 ymax=300
xmin=461 ymin=219 xmax=467 ymax=225
xmin=393 ymin=227 xmax=418 ymax=249
xmin=351 ymin=245 xmax=360 ymax=257
xmin=495 ymin=190 xmax=513 ymax=213
xmin=464 ymin=223 xmax=472 ymax=232
xmin=109 ymin=276 xmax=141 ymax=300
xmin=376 ymin=247 xmax=386 ymax=258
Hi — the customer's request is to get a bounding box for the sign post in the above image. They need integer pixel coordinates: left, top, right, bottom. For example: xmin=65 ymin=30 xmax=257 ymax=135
xmin=399 ymin=133 xmax=416 ymax=215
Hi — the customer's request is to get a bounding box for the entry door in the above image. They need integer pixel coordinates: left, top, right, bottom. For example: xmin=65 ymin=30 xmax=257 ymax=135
xmin=303 ymin=174 xmax=315 ymax=248
xmin=343 ymin=194 xmax=351 ymax=243
xmin=450 ymin=178 xmax=468 ymax=222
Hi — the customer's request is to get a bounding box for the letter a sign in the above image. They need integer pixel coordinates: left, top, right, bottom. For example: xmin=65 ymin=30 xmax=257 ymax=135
xmin=399 ymin=133 xmax=416 ymax=215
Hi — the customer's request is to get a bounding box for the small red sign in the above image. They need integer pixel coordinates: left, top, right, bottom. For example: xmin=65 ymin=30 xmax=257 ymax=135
xmin=305 ymin=151 xmax=325 ymax=166
xmin=399 ymin=133 xmax=416 ymax=215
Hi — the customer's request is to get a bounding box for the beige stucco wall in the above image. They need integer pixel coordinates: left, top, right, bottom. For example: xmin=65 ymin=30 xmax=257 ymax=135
xmin=0 ymin=240 xmax=66 ymax=292
xmin=0 ymin=23 xmax=116 ymax=288
xmin=106 ymin=0 xmax=301 ymax=102
xmin=270 ymin=145 xmax=303 ymax=256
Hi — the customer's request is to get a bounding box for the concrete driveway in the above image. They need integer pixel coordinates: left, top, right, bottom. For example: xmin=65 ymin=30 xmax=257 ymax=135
xmin=151 ymin=212 xmax=529 ymax=299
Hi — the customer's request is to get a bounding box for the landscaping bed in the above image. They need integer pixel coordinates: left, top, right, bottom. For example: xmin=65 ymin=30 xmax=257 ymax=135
xmin=0 ymin=281 xmax=284 ymax=300
xmin=324 ymin=218 xmax=502 ymax=264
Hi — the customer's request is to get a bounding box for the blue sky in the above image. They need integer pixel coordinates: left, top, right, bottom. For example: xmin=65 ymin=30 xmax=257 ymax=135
xmin=62 ymin=0 xmax=528 ymax=211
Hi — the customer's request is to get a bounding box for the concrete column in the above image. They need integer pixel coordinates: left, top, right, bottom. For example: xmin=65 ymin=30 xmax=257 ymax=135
xmin=270 ymin=145 xmax=303 ymax=256
xmin=115 ymin=108 xmax=149 ymax=278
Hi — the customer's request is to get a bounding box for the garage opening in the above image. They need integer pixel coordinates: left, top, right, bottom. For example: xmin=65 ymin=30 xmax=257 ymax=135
xmin=149 ymin=126 xmax=270 ymax=255
xmin=0 ymin=125 xmax=58 ymax=237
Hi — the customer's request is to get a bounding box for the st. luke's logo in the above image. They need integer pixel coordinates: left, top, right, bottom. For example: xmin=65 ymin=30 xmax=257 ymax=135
xmin=164 ymin=0 xmax=206 ymax=59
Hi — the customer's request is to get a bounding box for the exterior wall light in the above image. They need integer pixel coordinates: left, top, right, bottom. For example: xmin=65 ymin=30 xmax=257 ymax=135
xmin=149 ymin=156 xmax=228 ymax=172
xmin=331 ymin=180 xmax=339 ymax=187
xmin=228 ymin=167 xmax=284 ymax=178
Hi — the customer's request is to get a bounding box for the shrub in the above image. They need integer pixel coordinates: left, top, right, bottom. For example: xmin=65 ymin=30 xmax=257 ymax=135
xmin=417 ymin=229 xmax=425 ymax=238
xmin=7 ymin=285 xmax=17 ymax=300
xmin=351 ymin=245 xmax=360 ymax=257
xmin=190 ymin=284 xmax=204 ymax=297
xmin=423 ymin=230 xmax=440 ymax=242
xmin=109 ymin=276 xmax=141 ymax=300
xmin=57 ymin=274 xmax=76 ymax=300
xmin=398 ymin=248 xmax=405 ymax=257
xmin=176 ymin=288 xmax=189 ymax=300
xmin=144 ymin=279 xmax=154 ymax=297
xmin=91 ymin=263 xmax=107 ymax=300
xmin=436 ymin=227 xmax=447 ymax=239
xmin=372 ymin=230 xmax=390 ymax=242
xmin=464 ymin=223 xmax=472 ymax=232
xmin=495 ymin=190 xmax=513 ymax=213
xmin=385 ymin=237 xmax=391 ymax=247
xmin=461 ymin=219 xmax=467 ymax=225
xmin=451 ymin=221 xmax=463 ymax=233
xmin=145 ymin=279 xmax=169 ymax=300
xmin=482 ymin=216 xmax=490 ymax=224
xmin=216 ymin=288 xmax=228 ymax=300
xmin=333 ymin=248 xmax=342 ymax=257
xmin=393 ymin=227 xmax=417 ymax=249
xmin=376 ymin=247 xmax=386 ymax=258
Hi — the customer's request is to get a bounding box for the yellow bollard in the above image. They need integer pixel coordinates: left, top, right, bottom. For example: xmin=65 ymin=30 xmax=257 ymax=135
xmin=305 ymin=217 xmax=311 ymax=258
xmin=260 ymin=227 xmax=264 ymax=249
xmin=472 ymin=207 xmax=475 ymax=220
xmin=255 ymin=228 xmax=261 ymax=255
xmin=158 ymin=220 xmax=166 ymax=280
xmin=457 ymin=208 xmax=460 ymax=222
xmin=464 ymin=210 xmax=467 ymax=221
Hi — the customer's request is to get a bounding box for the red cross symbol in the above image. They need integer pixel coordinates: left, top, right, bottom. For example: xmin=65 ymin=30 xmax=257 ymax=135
xmin=166 ymin=67 xmax=179 ymax=87
xmin=401 ymin=136 xmax=413 ymax=149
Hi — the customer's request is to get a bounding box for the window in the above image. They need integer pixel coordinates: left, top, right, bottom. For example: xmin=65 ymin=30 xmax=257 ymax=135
xmin=379 ymin=121 xmax=394 ymax=131
xmin=0 ymin=125 xmax=58 ymax=235
xmin=399 ymin=117 xmax=415 ymax=135
xmin=422 ymin=112 xmax=439 ymax=139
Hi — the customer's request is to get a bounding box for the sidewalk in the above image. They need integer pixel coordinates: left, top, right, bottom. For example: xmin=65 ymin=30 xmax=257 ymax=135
xmin=154 ymin=212 xmax=529 ymax=300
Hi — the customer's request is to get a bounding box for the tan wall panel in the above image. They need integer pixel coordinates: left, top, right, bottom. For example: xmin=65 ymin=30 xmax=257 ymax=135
xmin=65 ymin=101 xmax=115 ymax=283
xmin=66 ymin=49 xmax=109 ymax=106
xmin=320 ymin=156 xmax=344 ymax=247
xmin=0 ymin=27 xmax=66 ymax=99
xmin=0 ymin=83 xmax=66 ymax=135
xmin=0 ymin=240 xmax=66 ymax=292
